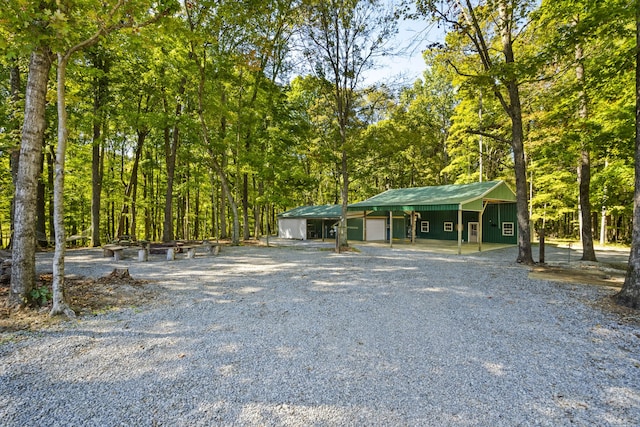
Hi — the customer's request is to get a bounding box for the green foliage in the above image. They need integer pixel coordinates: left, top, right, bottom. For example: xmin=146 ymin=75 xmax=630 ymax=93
xmin=30 ymin=285 xmax=52 ymax=307
xmin=0 ymin=0 xmax=635 ymax=246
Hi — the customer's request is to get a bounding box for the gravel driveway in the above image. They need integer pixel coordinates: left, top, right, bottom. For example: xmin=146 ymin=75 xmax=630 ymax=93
xmin=1 ymin=242 xmax=639 ymax=426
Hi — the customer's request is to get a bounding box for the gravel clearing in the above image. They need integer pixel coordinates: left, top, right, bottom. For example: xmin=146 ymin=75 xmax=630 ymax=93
xmin=1 ymin=241 xmax=639 ymax=426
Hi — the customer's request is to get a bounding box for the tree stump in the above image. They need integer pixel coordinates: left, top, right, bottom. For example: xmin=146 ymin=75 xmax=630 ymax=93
xmin=108 ymin=268 xmax=130 ymax=279
xmin=186 ymin=247 xmax=196 ymax=259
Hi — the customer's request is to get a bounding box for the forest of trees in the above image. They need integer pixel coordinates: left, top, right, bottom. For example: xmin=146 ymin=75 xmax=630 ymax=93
xmin=1 ymin=1 xmax=638 ymax=308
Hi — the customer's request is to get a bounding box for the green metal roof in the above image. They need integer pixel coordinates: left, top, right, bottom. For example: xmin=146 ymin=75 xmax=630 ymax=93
xmin=347 ymin=181 xmax=516 ymax=212
xmin=278 ymin=204 xmax=343 ymax=219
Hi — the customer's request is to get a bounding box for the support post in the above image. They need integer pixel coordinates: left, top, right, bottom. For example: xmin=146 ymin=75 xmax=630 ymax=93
xmin=362 ymin=212 xmax=367 ymax=241
xmin=457 ymin=207 xmax=463 ymax=255
xmin=479 ymin=201 xmax=488 ymax=252
xmin=389 ymin=211 xmax=393 ymax=248
xmin=411 ymin=211 xmax=416 ymax=245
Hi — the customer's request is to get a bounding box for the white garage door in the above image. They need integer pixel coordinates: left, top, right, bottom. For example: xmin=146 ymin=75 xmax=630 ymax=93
xmin=366 ymin=218 xmax=386 ymax=241
xmin=278 ymin=218 xmax=307 ymax=240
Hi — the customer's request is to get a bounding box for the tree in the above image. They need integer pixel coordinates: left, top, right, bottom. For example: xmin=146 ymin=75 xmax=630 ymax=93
xmin=418 ymin=0 xmax=536 ymax=264
xmin=50 ymin=0 xmax=175 ymax=316
xmin=9 ymin=48 xmax=52 ymax=308
xmin=300 ymin=0 xmax=398 ymax=250
xmin=615 ymin=1 xmax=640 ymax=308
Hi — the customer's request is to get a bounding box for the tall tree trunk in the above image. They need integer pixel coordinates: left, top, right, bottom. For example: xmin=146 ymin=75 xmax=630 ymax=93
xmin=162 ymin=80 xmax=185 ymax=242
xmin=615 ymin=7 xmax=640 ymax=308
xmin=10 ymin=48 xmax=52 ymax=308
xmin=47 ymin=147 xmax=55 ymax=243
xmin=243 ymin=173 xmax=250 ymax=240
xmin=499 ymin=1 xmax=533 ymax=265
xmin=50 ymin=52 xmax=75 ymax=318
xmin=9 ymin=63 xmax=22 ymax=249
xmin=576 ymin=43 xmax=597 ymax=261
xmin=338 ymin=147 xmax=349 ymax=250
xmin=194 ymin=186 xmax=200 ymax=240
xmin=508 ymin=88 xmax=533 ymax=264
xmin=254 ymin=177 xmax=263 ymax=238
xmin=220 ymin=153 xmax=228 ymax=239
xmin=117 ymin=130 xmax=147 ymax=237
xmin=36 ymin=150 xmax=47 ymax=246
xmin=90 ymin=124 xmax=103 ymax=247
xmin=90 ymin=53 xmax=108 ymax=248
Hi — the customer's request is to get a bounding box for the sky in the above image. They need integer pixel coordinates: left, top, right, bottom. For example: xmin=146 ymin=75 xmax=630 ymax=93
xmin=287 ymin=6 xmax=446 ymax=90
xmin=362 ymin=16 xmax=444 ymax=88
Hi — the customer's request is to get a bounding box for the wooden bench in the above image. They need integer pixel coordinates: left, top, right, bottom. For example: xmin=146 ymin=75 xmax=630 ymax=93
xmin=102 ymin=244 xmax=125 ymax=261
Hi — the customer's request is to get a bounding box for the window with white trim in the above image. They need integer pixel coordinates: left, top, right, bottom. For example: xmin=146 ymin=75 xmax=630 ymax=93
xmin=444 ymin=222 xmax=454 ymax=232
xmin=502 ymin=222 xmax=515 ymax=236
xmin=421 ymin=221 xmax=429 ymax=233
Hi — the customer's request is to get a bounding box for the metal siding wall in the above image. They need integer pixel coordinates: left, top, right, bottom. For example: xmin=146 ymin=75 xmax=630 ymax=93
xmin=347 ymin=218 xmax=364 ymax=241
xmin=392 ymin=217 xmax=406 ymax=239
xmin=278 ymin=218 xmax=307 ymax=240
xmin=482 ymin=203 xmax=518 ymax=244
xmin=417 ymin=211 xmax=458 ymax=240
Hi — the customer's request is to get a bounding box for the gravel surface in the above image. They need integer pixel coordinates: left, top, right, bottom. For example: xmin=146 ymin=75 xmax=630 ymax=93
xmin=1 ymin=241 xmax=639 ymax=426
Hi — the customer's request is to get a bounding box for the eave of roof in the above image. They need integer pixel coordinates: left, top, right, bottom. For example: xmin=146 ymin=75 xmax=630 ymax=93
xmin=347 ymin=181 xmax=515 ymax=212
xmin=278 ymin=204 xmax=343 ymax=219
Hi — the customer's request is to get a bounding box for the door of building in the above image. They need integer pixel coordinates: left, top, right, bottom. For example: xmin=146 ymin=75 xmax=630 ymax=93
xmin=468 ymin=222 xmax=479 ymax=243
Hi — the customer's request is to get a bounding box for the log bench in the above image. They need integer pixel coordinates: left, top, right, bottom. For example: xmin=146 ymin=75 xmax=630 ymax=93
xmin=102 ymin=244 xmax=125 ymax=261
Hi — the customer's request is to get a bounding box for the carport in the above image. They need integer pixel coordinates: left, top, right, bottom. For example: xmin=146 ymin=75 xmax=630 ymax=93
xmin=347 ymin=181 xmax=518 ymax=254
xmin=277 ymin=205 xmax=342 ymax=240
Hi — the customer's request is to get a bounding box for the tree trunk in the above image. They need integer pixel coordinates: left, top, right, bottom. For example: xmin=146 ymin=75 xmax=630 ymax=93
xmin=499 ymin=1 xmax=533 ymax=265
xmin=117 ymin=129 xmax=146 ymax=237
xmin=254 ymin=177 xmax=263 ymax=238
xmin=162 ymin=119 xmax=176 ymax=242
xmin=616 ymin=8 xmax=640 ymax=308
xmin=162 ymin=81 xmax=185 ymax=242
xmin=575 ymin=43 xmax=597 ymax=261
xmin=47 ymin=147 xmax=55 ymax=242
xmin=50 ymin=53 xmax=76 ymax=318
xmin=338 ymin=147 xmax=349 ymax=249
xmin=10 ymin=48 xmax=52 ymax=308
xmin=243 ymin=173 xmax=250 ymax=240
xmin=36 ymin=150 xmax=47 ymax=247
xmin=9 ymin=63 xmax=22 ymax=250
xmin=220 ymin=152 xmax=228 ymax=239
xmin=578 ymin=150 xmax=597 ymax=260
xmin=90 ymin=53 xmax=108 ymax=248
xmin=219 ymin=94 xmax=228 ymax=240
xmin=508 ymin=88 xmax=532 ymax=264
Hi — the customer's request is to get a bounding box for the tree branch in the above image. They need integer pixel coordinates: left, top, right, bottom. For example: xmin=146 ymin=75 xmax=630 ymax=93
xmin=466 ymin=128 xmax=511 ymax=145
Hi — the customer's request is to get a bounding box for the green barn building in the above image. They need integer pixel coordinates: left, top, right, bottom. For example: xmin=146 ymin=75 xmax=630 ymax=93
xmin=347 ymin=181 xmax=518 ymax=252
xmin=278 ymin=181 xmax=518 ymax=253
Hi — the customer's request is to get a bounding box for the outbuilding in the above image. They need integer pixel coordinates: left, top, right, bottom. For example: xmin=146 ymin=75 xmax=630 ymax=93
xmin=347 ymin=180 xmax=518 ymax=253
xmin=277 ymin=205 xmax=341 ymax=240
xmin=278 ymin=205 xmax=366 ymax=241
